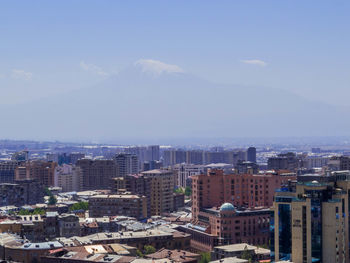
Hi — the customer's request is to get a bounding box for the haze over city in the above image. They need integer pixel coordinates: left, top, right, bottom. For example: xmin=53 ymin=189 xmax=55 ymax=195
xmin=1 ymin=1 xmax=350 ymax=142
xmin=2 ymin=2 xmax=350 ymax=263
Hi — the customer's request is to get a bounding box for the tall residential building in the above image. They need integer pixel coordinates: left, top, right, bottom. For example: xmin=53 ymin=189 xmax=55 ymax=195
xmin=304 ymin=156 xmax=329 ymax=169
xmin=54 ymin=164 xmax=83 ymax=192
xmin=47 ymin=153 xmax=85 ymax=165
xmin=163 ymin=150 xmax=186 ymax=166
xmin=143 ymin=160 xmax=162 ymax=171
xmin=114 ymin=153 xmax=138 ymax=177
xmin=148 ymin=145 xmax=160 ymax=161
xmin=15 ymin=161 xmax=57 ymax=187
xmin=114 ymin=174 xmax=152 ymax=216
xmin=141 ymin=169 xmax=175 ymax=215
xmin=186 ymin=151 xmax=205 ymax=165
xmin=267 ymin=152 xmax=301 ymax=171
xmin=172 ymin=163 xmax=205 ymax=188
xmin=272 ymin=171 xmax=350 ymax=263
xmin=0 ymin=161 xmax=19 ymax=183
xmin=125 ymin=145 xmax=160 ymax=164
xmin=247 ymin=147 xmax=256 ymax=163
xmin=191 ymin=169 xmax=296 ymax=222
xmin=76 ymin=159 xmax=118 ymax=190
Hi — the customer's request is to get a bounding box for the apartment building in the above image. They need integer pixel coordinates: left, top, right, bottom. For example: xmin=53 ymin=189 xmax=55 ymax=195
xmin=89 ymin=194 xmax=147 ymax=219
xmin=272 ymin=171 xmax=350 ymax=263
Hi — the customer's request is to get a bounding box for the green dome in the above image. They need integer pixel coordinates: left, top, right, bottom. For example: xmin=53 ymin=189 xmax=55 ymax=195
xmin=220 ymin=202 xmax=235 ymax=212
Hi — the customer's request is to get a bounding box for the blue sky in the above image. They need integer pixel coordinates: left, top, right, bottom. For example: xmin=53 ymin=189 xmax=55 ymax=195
xmin=1 ymin=0 xmax=350 ymax=106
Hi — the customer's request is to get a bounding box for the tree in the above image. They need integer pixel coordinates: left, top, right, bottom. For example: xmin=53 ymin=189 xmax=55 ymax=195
xmin=17 ymin=208 xmax=45 ymax=216
xmin=48 ymin=195 xmax=57 ymax=205
xmin=199 ymin=252 xmax=210 ymax=263
xmin=136 ymin=249 xmax=144 ymax=258
xmin=44 ymin=187 xmax=52 ymax=196
xmin=241 ymin=246 xmax=253 ymax=263
xmin=185 ymin=186 xmax=192 ymax=196
xmin=69 ymin=201 xmax=89 ymax=211
xmin=144 ymin=245 xmax=156 ymax=255
xmin=174 ymin=187 xmax=184 ymax=194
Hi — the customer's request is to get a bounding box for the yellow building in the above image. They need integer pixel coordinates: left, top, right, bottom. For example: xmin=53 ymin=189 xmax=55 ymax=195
xmin=272 ymin=171 xmax=350 ymax=263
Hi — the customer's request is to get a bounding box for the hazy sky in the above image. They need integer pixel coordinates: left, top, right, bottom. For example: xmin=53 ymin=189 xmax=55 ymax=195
xmin=1 ymin=1 xmax=349 ymax=106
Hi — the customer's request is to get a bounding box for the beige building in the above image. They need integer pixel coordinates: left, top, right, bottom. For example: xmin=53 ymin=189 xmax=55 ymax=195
xmin=273 ymin=171 xmax=350 ymax=263
xmin=54 ymin=164 xmax=83 ymax=192
xmin=15 ymin=161 xmax=57 ymax=187
xmin=141 ymin=169 xmax=174 ymax=215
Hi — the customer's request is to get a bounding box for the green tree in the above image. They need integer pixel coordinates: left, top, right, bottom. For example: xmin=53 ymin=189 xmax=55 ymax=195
xmin=144 ymin=245 xmax=156 ymax=255
xmin=185 ymin=186 xmax=192 ymax=196
xmin=69 ymin=201 xmax=89 ymax=211
xmin=174 ymin=187 xmax=184 ymax=194
xmin=241 ymin=246 xmax=252 ymax=262
xmin=199 ymin=252 xmax=210 ymax=263
xmin=136 ymin=249 xmax=144 ymax=258
xmin=44 ymin=187 xmax=52 ymax=196
xmin=48 ymin=195 xmax=57 ymax=205
xmin=17 ymin=208 xmax=45 ymax=216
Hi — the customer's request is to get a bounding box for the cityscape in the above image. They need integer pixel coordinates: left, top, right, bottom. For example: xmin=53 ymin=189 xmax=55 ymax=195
xmin=0 ymin=140 xmax=350 ymax=262
xmin=1 ymin=1 xmax=350 ymax=263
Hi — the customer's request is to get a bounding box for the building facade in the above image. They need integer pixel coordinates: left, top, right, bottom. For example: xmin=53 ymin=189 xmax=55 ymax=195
xmin=141 ymin=169 xmax=175 ymax=215
xmin=0 ymin=179 xmax=44 ymax=206
xmin=272 ymin=171 xmax=350 ymax=263
xmin=54 ymin=164 xmax=83 ymax=192
xmin=114 ymin=153 xmax=139 ymax=177
xmin=89 ymin=194 xmax=147 ymax=219
xmin=76 ymin=159 xmax=118 ymax=190
xmin=191 ymin=169 xmax=296 ymax=222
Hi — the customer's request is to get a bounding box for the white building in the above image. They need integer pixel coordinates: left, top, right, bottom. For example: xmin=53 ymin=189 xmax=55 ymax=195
xmin=54 ymin=164 xmax=83 ymax=192
xmin=304 ymin=156 xmax=330 ymax=169
xmin=173 ymin=163 xmax=205 ymax=188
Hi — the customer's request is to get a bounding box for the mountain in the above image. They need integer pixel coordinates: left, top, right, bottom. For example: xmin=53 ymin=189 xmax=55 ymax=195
xmin=0 ymin=64 xmax=349 ymax=142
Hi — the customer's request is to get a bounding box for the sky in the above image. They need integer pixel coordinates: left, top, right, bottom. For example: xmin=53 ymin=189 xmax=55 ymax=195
xmin=0 ymin=1 xmax=350 ymax=142
xmin=0 ymin=1 xmax=349 ymax=105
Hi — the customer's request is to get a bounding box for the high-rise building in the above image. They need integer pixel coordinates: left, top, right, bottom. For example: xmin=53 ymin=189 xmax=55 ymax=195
xmin=148 ymin=145 xmax=160 ymax=161
xmin=272 ymin=171 xmax=350 ymax=263
xmin=114 ymin=170 xmax=175 ymax=216
xmin=186 ymin=151 xmax=205 ymax=165
xmin=247 ymin=147 xmax=256 ymax=163
xmin=191 ymin=169 xmax=296 ymax=222
xmin=76 ymin=159 xmax=118 ymax=190
xmin=54 ymin=164 xmax=83 ymax=192
xmin=114 ymin=174 xmax=152 ymax=216
xmin=143 ymin=160 xmax=162 ymax=171
xmin=267 ymin=152 xmax=301 ymax=171
xmin=141 ymin=169 xmax=175 ymax=215
xmin=47 ymin=153 xmax=85 ymax=165
xmin=172 ymin=163 xmax=205 ymax=188
xmin=0 ymin=161 xmax=19 ymax=183
xmin=15 ymin=161 xmax=57 ymax=187
xmin=114 ymin=153 xmax=138 ymax=177
xmin=163 ymin=150 xmax=187 ymax=166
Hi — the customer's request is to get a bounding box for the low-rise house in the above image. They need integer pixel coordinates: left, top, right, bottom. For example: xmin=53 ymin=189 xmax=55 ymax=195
xmin=58 ymin=214 xmax=80 ymax=237
xmin=145 ymin=248 xmax=200 ymax=263
xmin=42 ymin=243 xmax=137 ymax=263
xmin=211 ymin=243 xmax=270 ymax=262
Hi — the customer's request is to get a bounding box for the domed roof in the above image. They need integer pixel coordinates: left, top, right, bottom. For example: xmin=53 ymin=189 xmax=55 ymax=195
xmin=220 ymin=202 xmax=235 ymax=212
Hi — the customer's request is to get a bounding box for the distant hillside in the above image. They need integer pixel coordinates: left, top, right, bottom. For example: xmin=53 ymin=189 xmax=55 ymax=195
xmin=0 ymin=64 xmax=349 ymax=141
